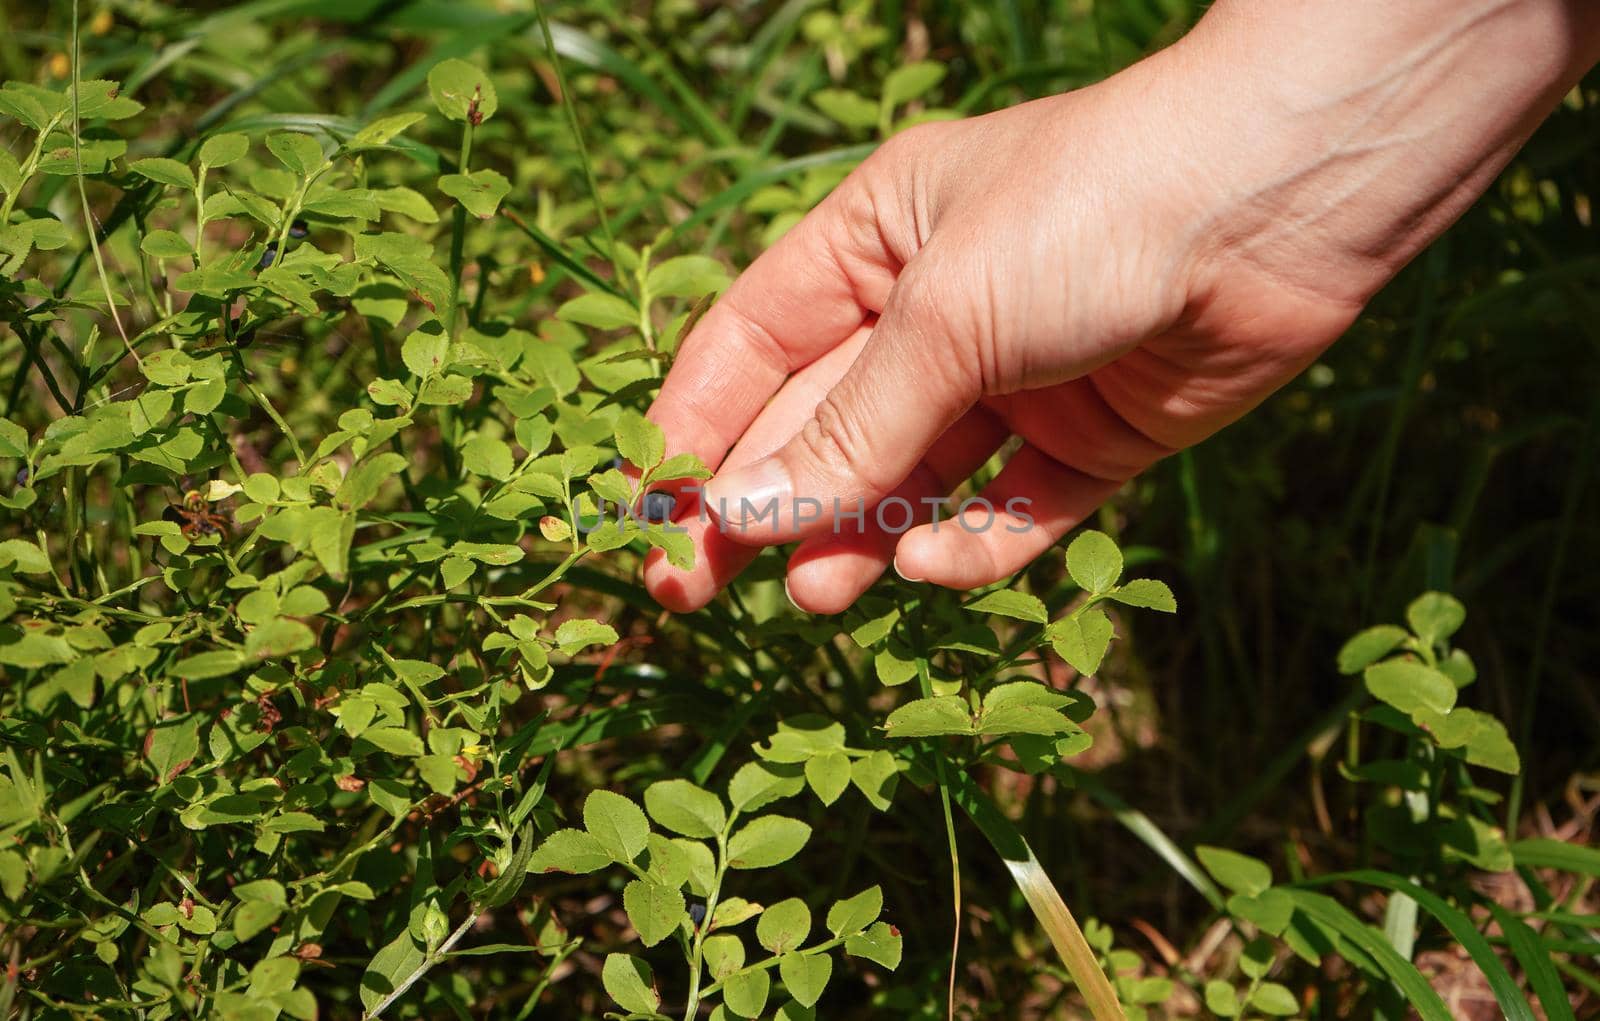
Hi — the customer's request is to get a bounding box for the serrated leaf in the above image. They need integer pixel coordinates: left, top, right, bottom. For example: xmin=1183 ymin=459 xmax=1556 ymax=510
xmin=727 ymin=815 xmax=811 ymax=869
xmin=266 ymin=132 xmax=323 ymax=176
xmin=645 ymin=254 xmax=728 ymax=299
xmin=614 ymin=411 xmax=665 ymax=471
xmin=584 ymin=790 xmax=649 ymax=864
xmin=644 ymin=779 xmax=726 ymax=838
xmin=883 ymin=695 xmax=973 ymax=738
xmin=601 ymin=954 xmax=658 ymax=1015
xmin=965 ymin=589 xmax=1047 ymax=624
xmin=826 ymin=886 xmax=882 ymax=937
xmin=198 ymin=132 xmax=248 ymax=168
xmin=623 ymin=879 xmax=686 ymax=947
xmin=803 ymin=750 xmax=851 ymax=806
xmin=528 ymin=828 xmax=611 ymax=874
xmin=1065 ymin=529 xmax=1122 ymax=592
xmin=1108 ymin=578 xmax=1176 ymax=612
xmin=1048 ymin=607 xmax=1113 ymax=675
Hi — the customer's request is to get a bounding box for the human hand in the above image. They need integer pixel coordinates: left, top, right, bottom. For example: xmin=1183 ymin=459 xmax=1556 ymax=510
xmin=641 ymin=0 xmax=1600 ymax=614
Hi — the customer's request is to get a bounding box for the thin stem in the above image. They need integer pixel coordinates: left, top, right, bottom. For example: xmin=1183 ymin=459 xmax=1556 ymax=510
xmin=363 ymin=912 xmax=480 ymax=1020
xmin=531 ymin=0 xmax=629 ymax=295
xmin=681 ymin=826 xmax=732 ymax=1020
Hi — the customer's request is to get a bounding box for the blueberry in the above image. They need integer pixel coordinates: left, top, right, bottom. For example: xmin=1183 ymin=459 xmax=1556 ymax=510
xmin=258 ymin=242 xmax=277 ymax=269
xmin=288 ymin=219 xmax=309 ymax=239
xmin=688 ymin=901 xmax=706 ymax=926
xmin=639 ymin=490 xmax=676 ymax=523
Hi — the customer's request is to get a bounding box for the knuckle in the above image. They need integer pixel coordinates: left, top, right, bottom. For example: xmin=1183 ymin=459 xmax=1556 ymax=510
xmin=797 ymin=391 xmax=896 ymax=496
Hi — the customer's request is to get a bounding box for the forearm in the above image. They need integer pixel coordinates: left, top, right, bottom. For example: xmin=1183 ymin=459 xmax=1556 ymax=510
xmin=1176 ymin=0 xmax=1600 ymax=304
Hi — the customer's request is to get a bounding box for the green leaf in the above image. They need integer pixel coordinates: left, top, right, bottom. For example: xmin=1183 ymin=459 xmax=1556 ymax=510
xmin=965 ymin=589 xmax=1047 ymax=624
xmin=584 ymin=789 xmax=649 ymax=864
xmin=428 ymin=58 xmax=498 ymax=123
xmin=728 ymin=761 xmax=805 ymax=813
xmin=803 ymin=750 xmax=851 ymax=806
xmin=130 ymin=157 xmax=196 ymax=191
xmin=623 ymin=879 xmax=685 ymax=947
xmin=614 ymin=411 xmax=665 ymax=471
xmin=336 ymin=452 xmax=406 ymax=511
xmin=644 ymin=779 xmax=726 ymax=838
xmin=1047 ymin=607 xmax=1113 ymax=675
xmin=756 ymin=897 xmax=811 ymax=954
xmin=1336 ymin=625 xmax=1409 ymax=674
xmin=883 ymin=61 xmax=947 ymax=107
xmin=1406 ymin=591 xmax=1466 ymax=646
xmin=555 ymin=618 xmax=618 ymax=655
xmin=266 ymin=132 xmax=324 ymax=176
xmin=843 ymin=920 xmax=902 ymax=970
xmin=461 ymin=435 xmax=513 ymax=480
xmin=1195 ymin=845 xmax=1271 ymax=897
xmin=1204 ymin=981 xmax=1240 ymax=1017
xmin=528 ymin=828 xmax=610 ymax=875
xmin=401 ymin=322 xmax=450 ymax=378
xmin=825 ymin=885 xmax=882 ymax=937
xmin=352 ymin=112 xmax=426 ymax=148
xmin=724 ymin=968 xmax=771 ymax=1017
xmin=1108 ymin=578 xmax=1176 ymax=612
xmin=882 ymin=696 xmax=973 ymax=738
xmin=233 ymin=900 xmax=282 ymax=941
xmin=601 ymin=953 xmax=658 ymax=1015
xmin=1364 ymin=659 xmax=1456 ymax=715
xmin=418 ymin=374 xmax=473 ymax=405
xmin=703 ymin=933 xmax=746 ymax=980
xmin=811 ymin=88 xmax=879 ymax=129
xmin=1065 ymin=530 xmax=1122 ymax=592
xmin=361 ymin=930 xmax=426 ymax=1011
xmin=361 ymin=727 xmax=425 ymax=758
xmin=438 ymin=169 xmax=510 ymax=218
xmin=140 ymin=229 xmax=193 ymax=260
xmin=172 ymin=649 xmax=245 ymax=680
xmin=778 ymin=952 xmax=832 ymax=1008
xmin=1510 ymin=837 xmax=1600 ymax=877
xmin=558 ymin=292 xmax=638 ymax=330
xmin=727 ymin=815 xmax=811 ymax=869
xmin=0 ymin=539 xmax=50 ymax=574
xmin=849 ymin=752 xmax=899 ymax=811
xmin=198 ymin=132 xmax=249 ymax=168
xmin=145 ymin=716 xmax=199 ymax=784
xmin=645 ymin=255 xmax=729 ymax=299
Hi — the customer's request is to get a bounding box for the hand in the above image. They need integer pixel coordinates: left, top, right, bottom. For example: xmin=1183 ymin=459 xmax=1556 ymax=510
xmin=642 ymin=0 xmax=1600 ymax=614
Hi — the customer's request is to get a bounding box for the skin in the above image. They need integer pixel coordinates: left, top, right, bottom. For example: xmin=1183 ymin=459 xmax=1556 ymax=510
xmin=642 ymin=0 xmax=1600 ymax=614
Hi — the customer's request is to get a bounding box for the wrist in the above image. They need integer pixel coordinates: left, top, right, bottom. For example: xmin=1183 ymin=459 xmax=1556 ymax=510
xmin=1175 ymin=0 xmax=1600 ymax=306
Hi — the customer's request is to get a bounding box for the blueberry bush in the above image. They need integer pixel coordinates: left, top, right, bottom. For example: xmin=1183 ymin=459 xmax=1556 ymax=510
xmin=3 ymin=2 xmax=1598 ymax=1019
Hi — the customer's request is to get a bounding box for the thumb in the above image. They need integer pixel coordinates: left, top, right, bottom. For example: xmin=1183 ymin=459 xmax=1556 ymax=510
xmin=702 ymin=262 xmax=979 ymax=545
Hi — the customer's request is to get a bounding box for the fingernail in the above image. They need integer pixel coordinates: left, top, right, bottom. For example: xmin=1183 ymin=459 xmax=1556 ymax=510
xmin=784 ymin=575 xmax=805 ymax=614
xmin=892 ymin=553 xmax=924 ymax=583
xmin=703 ymin=457 xmax=792 ymax=532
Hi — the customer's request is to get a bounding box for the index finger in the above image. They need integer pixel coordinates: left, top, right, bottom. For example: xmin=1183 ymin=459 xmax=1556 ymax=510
xmin=646 ymin=175 xmax=901 ymax=474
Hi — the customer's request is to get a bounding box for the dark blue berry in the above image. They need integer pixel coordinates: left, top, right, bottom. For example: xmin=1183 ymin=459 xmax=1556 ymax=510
xmin=288 ymin=219 xmax=309 ymax=239
xmin=688 ymin=901 xmax=706 ymax=926
xmin=258 ymin=242 xmax=277 ymax=269
xmin=640 ymin=490 xmax=676 ymax=523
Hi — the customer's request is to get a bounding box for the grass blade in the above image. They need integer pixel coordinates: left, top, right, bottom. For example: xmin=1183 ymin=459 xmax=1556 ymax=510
xmin=1487 ymin=902 xmax=1576 ymax=1021
xmin=948 ymin=771 xmax=1125 ymax=1021
xmin=1282 ymin=889 xmax=1453 ymax=1021
xmin=1319 ymin=870 xmax=1535 ymax=1021
xmin=1512 ymin=838 xmax=1600 ymax=878
xmin=1075 ymin=775 xmax=1224 ymax=910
